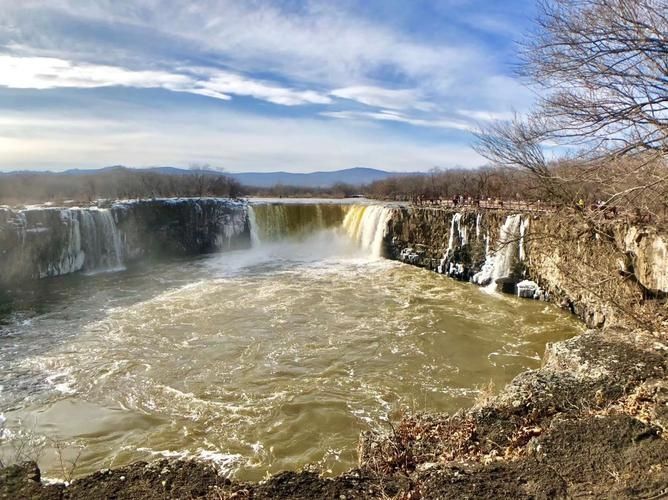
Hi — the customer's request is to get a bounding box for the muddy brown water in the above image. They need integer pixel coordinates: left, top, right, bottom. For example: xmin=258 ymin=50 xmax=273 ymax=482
xmin=0 ymin=213 xmax=582 ymax=482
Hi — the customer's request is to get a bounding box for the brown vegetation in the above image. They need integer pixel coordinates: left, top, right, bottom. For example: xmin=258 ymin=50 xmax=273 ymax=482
xmin=0 ymin=166 xmax=244 ymax=205
xmin=365 ymin=167 xmax=548 ymax=204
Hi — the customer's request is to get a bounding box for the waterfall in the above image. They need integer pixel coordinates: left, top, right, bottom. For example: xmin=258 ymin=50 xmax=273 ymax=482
xmin=472 ymin=214 xmax=523 ymax=290
xmin=245 ymin=203 xmax=392 ymax=258
xmin=78 ymin=208 xmax=125 ymax=273
xmin=2 ymin=199 xmax=253 ymax=283
xmin=249 ymin=203 xmax=347 ymax=241
xmin=519 ymin=217 xmax=529 ymax=262
xmin=40 ymin=209 xmax=86 ymax=278
xmin=30 ymin=208 xmax=124 ymax=278
xmin=342 ymin=205 xmax=393 ymax=258
xmin=490 ymin=214 xmax=522 ymax=283
xmin=438 ymin=213 xmax=463 ymax=274
xmin=248 ymin=206 xmax=261 ymax=247
xmin=214 ymin=208 xmax=250 ymax=251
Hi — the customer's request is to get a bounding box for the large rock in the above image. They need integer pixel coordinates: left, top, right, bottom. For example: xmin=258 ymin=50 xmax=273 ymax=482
xmin=623 ymin=226 xmax=668 ymax=293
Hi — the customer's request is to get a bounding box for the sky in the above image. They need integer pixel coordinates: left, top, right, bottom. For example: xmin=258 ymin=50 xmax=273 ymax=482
xmin=0 ymin=0 xmax=538 ymax=172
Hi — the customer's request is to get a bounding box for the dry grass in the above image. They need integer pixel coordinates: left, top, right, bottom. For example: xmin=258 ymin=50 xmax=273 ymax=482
xmin=0 ymin=418 xmax=84 ymax=483
xmin=361 ymin=412 xmax=479 ymax=476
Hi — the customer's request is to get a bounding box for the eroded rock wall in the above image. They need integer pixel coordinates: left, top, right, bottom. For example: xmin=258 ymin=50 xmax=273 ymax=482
xmin=0 ymin=198 xmax=250 ymax=285
xmin=111 ymin=198 xmax=250 ymax=261
xmin=385 ymin=206 xmax=667 ymax=329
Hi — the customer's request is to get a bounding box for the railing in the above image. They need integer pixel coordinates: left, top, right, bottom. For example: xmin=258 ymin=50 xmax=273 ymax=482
xmin=407 ymin=198 xmax=663 ymax=224
xmin=410 ymin=198 xmax=559 ymax=212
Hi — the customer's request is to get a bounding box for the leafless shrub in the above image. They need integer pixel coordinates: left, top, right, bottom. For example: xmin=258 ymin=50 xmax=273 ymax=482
xmin=0 ymin=417 xmax=84 ymax=483
xmin=0 ymin=419 xmax=47 ymax=468
xmin=474 ymin=380 xmax=497 ymax=408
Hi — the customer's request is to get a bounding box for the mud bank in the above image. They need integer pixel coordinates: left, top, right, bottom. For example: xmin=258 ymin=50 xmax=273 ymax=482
xmin=3 ymin=328 xmax=667 ymax=498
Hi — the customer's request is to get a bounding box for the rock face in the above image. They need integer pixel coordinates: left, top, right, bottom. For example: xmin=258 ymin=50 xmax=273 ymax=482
xmin=385 ymin=207 xmax=535 ymax=293
xmin=385 ymin=208 xmax=510 ymax=281
xmin=112 ymin=199 xmax=250 ymax=261
xmin=622 ymin=226 xmax=668 ymax=293
xmin=0 ymin=198 xmax=250 ymax=285
xmin=384 ymin=206 xmax=667 ymax=329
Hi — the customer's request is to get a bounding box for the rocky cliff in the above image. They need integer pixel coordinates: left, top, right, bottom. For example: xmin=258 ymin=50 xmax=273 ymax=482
xmin=112 ymin=198 xmax=249 ymax=261
xmin=0 ymin=198 xmax=250 ymax=285
xmin=385 ymin=206 xmax=667 ymax=330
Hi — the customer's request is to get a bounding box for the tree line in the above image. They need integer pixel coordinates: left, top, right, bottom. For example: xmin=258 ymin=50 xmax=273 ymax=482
xmin=0 ymin=167 xmax=244 ymax=205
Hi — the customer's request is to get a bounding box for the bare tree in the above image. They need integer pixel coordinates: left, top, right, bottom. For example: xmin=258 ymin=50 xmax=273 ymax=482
xmin=525 ymin=0 xmax=668 ymax=156
xmin=475 ymin=0 xmax=668 ymax=221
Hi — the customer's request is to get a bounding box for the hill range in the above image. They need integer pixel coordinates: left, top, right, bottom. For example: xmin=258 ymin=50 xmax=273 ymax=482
xmin=0 ymin=166 xmax=405 ymax=188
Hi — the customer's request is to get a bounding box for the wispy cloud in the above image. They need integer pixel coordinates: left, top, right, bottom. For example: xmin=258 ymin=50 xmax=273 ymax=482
xmin=0 ymin=55 xmax=331 ymax=106
xmin=457 ymin=109 xmax=516 ymax=122
xmin=331 ymin=86 xmax=433 ymax=111
xmin=196 ymin=70 xmax=332 ymax=106
xmin=321 ymin=110 xmax=474 ymax=131
xmin=0 ymin=55 xmax=193 ymax=92
xmin=5 ymin=0 xmax=469 ymax=87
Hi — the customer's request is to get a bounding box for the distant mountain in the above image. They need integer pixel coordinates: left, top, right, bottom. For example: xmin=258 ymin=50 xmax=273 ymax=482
xmin=229 ymin=167 xmax=398 ymax=188
xmin=1 ymin=166 xmax=405 ymax=188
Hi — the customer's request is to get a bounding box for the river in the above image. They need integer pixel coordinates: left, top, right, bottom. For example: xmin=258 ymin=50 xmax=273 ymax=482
xmin=0 ymin=202 xmax=582 ymax=481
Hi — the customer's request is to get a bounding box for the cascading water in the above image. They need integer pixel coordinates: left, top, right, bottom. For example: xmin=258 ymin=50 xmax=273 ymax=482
xmin=248 ymin=206 xmax=261 ymax=247
xmin=40 ymin=209 xmax=85 ymax=278
xmin=4 ymin=207 xmax=125 ymax=279
xmin=519 ymin=217 xmax=530 ymax=262
xmin=249 ymin=203 xmax=348 ymax=242
xmin=2 ymin=199 xmax=252 ymax=283
xmin=473 ymin=214 xmax=524 ymax=290
xmin=342 ymin=205 xmax=393 ymax=258
xmin=491 ymin=214 xmax=522 ymax=283
xmin=78 ymin=209 xmax=125 ymax=273
xmin=247 ymin=203 xmax=393 ymax=259
xmin=438 ymin=213 xmax=465 ymax=274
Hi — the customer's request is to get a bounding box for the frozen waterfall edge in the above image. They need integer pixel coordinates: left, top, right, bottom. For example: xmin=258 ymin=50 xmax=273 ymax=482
xmin=0 ymin=198 xmax=251 ymax=285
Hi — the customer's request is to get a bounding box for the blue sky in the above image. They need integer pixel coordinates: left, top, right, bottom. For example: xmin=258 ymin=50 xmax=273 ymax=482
xmin=0 ymin=0 xmax=537 ymax=172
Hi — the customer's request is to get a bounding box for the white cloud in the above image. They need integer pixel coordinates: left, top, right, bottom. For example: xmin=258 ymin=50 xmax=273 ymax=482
xmin=331 ymin=86 xmax=433 ymax=111
xmin=321 ymin=110 xmax=474 ymax=131
xmin=0 ymin=55 xmax=334 ymax=106
xmin=0 ymin=55 xmax=193 ymax=91
xmin=198 ymin=71 xmax=332 ymax=106
xmin=1 ymin=1 xmax=475 ymax=88
xmin=0 ymin=1 xmax=533 ymax=170
xmin=457 ymin=109 xmax=515 ymax=121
